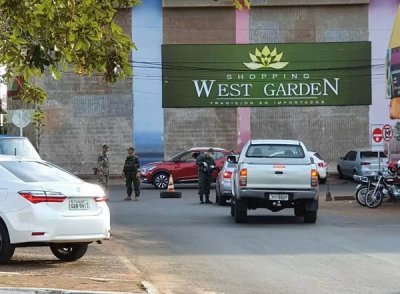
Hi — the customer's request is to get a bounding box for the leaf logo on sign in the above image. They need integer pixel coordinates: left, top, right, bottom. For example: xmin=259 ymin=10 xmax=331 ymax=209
xmin=244 ymin=46 xmax=289 ymax=70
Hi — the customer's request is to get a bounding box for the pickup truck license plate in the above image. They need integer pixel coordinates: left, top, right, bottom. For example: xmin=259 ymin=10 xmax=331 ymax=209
xmin=269 ymin=194 xmax=289 ymax=201
xmin=69 ymin=199 xmax=90 ymax=210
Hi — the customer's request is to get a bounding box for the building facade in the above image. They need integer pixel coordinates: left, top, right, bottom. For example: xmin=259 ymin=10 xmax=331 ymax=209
xmin=6 ymin=0 xmax=400 ymax=174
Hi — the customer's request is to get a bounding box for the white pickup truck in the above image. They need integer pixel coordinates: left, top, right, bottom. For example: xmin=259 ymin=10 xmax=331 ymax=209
xmin=229 ymin=139 xmax=319 ymax=223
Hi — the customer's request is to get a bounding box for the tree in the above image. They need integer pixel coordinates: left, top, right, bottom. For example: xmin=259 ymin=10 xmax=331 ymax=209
xmin=0 ymin=0 xmax=140 ymax=148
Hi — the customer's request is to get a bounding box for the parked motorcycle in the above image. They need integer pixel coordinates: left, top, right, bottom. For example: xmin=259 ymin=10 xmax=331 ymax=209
xmin=353 ymin=175 xmax=377 ymax=207
xmin=365 ymin=171 xmax=400 ymax=208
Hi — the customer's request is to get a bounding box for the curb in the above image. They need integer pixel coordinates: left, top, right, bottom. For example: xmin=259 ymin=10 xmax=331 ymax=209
xmin=0 ymin=288 xmax=140 ymax=294
xmin=140 ymin=281 xmax=159 ymax=294
xmin=333 ymin=195 xmax=355 ymax=201
xmin=0 ymin=283 xmax=160 ymax=294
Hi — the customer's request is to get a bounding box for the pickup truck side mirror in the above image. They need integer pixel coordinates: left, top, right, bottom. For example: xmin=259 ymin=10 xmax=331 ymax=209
xmin=227 ymin=155 xmax=237 ymax=164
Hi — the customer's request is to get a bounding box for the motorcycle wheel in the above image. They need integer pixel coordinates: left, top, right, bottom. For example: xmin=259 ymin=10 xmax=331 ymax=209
xmin=365 ymin=189 xmax=383 ymax=209
xmin=355 ymin=186 xmax=369 ymax=207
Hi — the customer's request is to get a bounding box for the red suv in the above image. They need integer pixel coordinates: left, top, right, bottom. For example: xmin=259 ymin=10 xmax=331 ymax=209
xmin=140 ymin=147 xmax=233 ymax=189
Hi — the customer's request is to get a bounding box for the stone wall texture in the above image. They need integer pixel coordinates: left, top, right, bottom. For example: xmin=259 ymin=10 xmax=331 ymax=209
xmin=8 ymin=9 xmax=134 ymax=175
xmin=163 ymin=3 xmax=370 ymax=162
xmin=249 ymin=4 xmax=369 ymax=162
xmin=163 ymin=7 xmax=239 ymax=159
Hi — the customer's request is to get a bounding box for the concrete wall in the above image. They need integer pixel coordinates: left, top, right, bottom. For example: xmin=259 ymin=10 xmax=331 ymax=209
xmin=163 ymin=3 xmax=370 ymax=162
xmin=8 ymin=9 xmax=134 ymax=175
xmin=249 ymin=4 xmax=370 ymax=162
xmin=163 ymin=7 xmax=239 ymax=158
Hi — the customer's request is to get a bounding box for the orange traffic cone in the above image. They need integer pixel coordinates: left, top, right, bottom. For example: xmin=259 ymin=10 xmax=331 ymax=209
xmin=160 ymin=174 xmax=182 ymax=198
xmin=167 ymin=174 xmax=175 ymax=192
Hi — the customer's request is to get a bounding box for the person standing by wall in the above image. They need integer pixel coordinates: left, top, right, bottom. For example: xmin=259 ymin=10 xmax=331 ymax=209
xmin=196 ymin=148 xmax=216 ymax=204
xmin=97 ymin=144 xmax=110 ymax=191
xmin=123 ymin=147 xmax=141 ymax=201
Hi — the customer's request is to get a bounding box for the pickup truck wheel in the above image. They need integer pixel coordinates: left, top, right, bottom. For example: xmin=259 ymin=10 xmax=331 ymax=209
xmin=234 ymin=199 xmax=247 ymax=223
xmin=304 ymin=211 xmax=317 ymax=223
xmin=294 ymin=205 xmax=305 ymax=217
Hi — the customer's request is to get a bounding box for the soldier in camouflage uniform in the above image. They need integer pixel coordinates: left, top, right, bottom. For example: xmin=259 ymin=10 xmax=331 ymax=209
xmin=196 ymin=148 xmax=216 ymax=204
xmin=97 ymin=144 xmax=110 ymax=191
xmin=123 ymin=147 xmax=141 ymax=201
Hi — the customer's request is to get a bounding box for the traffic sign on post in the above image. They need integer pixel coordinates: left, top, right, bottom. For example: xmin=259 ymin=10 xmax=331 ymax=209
xmin=372 ymin=127 xmax=383 ymax=143
xmin=383 ymin=124 xmax=393 ymax=141
xmin=371 ymin=124 xmax=384 ymax=152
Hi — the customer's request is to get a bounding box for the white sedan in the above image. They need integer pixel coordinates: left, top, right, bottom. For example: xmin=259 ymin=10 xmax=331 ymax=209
xmin=0 ymin=156 xmax=110 ymax=263
xmin=308 ymin=151 xmax=328 ymax=184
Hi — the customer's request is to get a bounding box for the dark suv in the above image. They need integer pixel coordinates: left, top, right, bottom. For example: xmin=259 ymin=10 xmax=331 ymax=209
xmin=141 ymin=147 xmax=232 ymax=189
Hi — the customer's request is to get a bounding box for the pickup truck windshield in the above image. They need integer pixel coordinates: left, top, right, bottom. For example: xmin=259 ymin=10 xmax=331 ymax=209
xmin=246 ymin=144 xmax=305 ymax=158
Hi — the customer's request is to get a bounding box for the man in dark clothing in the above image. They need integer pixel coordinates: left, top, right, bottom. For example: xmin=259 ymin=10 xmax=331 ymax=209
xmin=196 ymin=148 xmax=216 ymax=204
xmin=97 ymin=144 xmax=110 ymax=191
xmin=123 ymin=147 xmax=141 ymax=201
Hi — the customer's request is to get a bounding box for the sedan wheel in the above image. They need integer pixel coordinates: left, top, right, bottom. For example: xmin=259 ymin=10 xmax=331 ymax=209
xmin=215 ymin=185 xmax=220 ymax=204
xmin=153 ymin=173 xmax=169 ymax=189
xmin=0 ymin=224 xmax=15 ymax=264
xmin=50 ymin=243 xmax=88 ymax=262
xmin=337 ymin=166 xmax=343 ymax=179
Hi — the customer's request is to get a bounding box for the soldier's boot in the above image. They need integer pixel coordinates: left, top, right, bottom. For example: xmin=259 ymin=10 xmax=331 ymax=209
xmin=199 ymin=195 xmax=204 ymax=204
xmin=205 ymin=195 xmax=212 ymax=204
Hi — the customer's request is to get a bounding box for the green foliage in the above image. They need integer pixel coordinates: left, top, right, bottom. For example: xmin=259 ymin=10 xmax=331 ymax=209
xmin=0 ymin=0 xmax=140 ymax=148
xmin=0 ymin=0 xmax=139 ymax=85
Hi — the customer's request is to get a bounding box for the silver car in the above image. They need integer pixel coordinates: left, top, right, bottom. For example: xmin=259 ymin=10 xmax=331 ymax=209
xmin=215 ymin=159 xmax=236 ymax=206
xmin=337 ymin=149 xmax=387 ymax=178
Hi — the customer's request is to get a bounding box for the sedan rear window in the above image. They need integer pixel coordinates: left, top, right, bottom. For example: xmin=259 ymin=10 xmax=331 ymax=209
xmin=360 ymin=151 xmax=387 ymax=159
xmin=0 ymin=161 xmax=82 ymax=183
xmin=246 ymin=144 xmax=305 ymax=158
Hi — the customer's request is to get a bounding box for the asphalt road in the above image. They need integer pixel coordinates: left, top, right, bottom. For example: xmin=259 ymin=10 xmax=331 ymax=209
xmin=3 ymin=179 xmax=400 ymax=294
xmin=107 ymin=181 xmax=400 ymax=294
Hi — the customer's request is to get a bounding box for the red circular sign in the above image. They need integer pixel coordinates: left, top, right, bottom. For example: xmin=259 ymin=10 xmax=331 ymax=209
xmin=372 ymin=128 xmax=383 ymax=143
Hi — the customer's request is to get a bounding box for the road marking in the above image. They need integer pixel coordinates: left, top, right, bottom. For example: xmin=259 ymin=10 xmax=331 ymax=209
xmin=117 ymin=255 xmax=141 ymax=274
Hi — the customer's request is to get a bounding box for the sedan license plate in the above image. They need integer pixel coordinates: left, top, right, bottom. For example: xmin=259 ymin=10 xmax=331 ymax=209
xmin=69 ymin=199 xmax=90 ymax=210
xmin=268 ymin=193 xmax=289 ymax=201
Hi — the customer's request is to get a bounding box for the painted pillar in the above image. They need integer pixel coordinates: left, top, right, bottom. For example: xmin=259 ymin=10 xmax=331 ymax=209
xmin=369 ymin=0 xmax=399 ymax=125
xmin=236 ymin=7 xmax=251 ymax=151
xmin=132 ymin=0 xmax=164 ymax=164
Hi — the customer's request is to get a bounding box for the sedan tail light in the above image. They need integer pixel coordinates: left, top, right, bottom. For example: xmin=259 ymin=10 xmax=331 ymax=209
xmin=361 ymin=162 xmax=371 ymax=166
xmin=223 ymin=171 xmax=233 ymax=179
xmin=94 ymin=196 xmax=109 ymax=202
xmin=18 ymin=191 xmax=66 ymax=204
